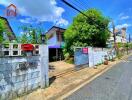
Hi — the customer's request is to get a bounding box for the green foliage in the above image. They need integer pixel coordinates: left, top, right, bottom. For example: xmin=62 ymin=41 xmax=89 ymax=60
xmin=19 ymin=25 xmax=45 ymax=44
xmin=20 ymin=34 xmax=29 ymax=43
xmin=37 ymin=32 xmax=42 ymax=44
xmin=0 ymin=23 xmax=3 ymax=43
xmin=117 ymin=42 xmax=124 ymax=48
xmin=0 ymin=19 xmax=6 ymax=43
xmin=2 ymin=40 xmax=10 ymax=44
xmin=117 ymin=42 xmax=132 ymax=49
xmin=117 ymin=50 xmax=123 ymax=59
xmin=64 ymin=8 xmax=110 ymax=56
xmin=129 ymin=43 xmax=132 ymax=49
xmin=66 ymin=57 xmax=74 ymax=64
xmin=64 ymin=52 xmax=70 ymax=60
xmin=0 ymin=18 xmax=15 ymax=43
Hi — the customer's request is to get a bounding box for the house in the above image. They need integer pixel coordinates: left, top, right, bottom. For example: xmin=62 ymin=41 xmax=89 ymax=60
xmin=108 ymin=27 xmax=127 ymax=46
xmin=46 ymin=26 xmax=65 ymax=62
xmin=0 ymin=16 xmax=16 ymax=41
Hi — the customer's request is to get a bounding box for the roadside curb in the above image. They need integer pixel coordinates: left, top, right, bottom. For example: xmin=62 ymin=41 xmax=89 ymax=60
xmin=52 ymin=54 xmax=132 ymax=100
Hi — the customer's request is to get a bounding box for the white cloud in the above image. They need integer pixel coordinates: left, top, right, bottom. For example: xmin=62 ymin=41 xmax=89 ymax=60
xmin=116 ymin=23 xmax=132 ymax=29
xmin=20 ymin=31 xmax=30 ymax=37
xmin=109 ymin=28 xmax=113 ymax=32
xmin=55 ymin=18 xmax=69 ymax=26
xmin=120 ymin=16 xmax=130 ymax=20
xmin=19 ymin=17 xmax=38 ymax=23
xmin=0 ymin=0 xmax=69 ymax=26
xmin=19 ymin=18 xmax=32 ymax=23
xmin=118 ymin=10 xmax=131 ymax=20
xmin=118 ymin=12 xmax=124 ymax=17
xmin=20 ymin=31 xmax=24 ymax=35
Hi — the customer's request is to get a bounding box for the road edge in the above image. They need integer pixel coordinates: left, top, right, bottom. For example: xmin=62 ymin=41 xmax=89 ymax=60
xmin=58 ymin=54 xmax=132 ymax=100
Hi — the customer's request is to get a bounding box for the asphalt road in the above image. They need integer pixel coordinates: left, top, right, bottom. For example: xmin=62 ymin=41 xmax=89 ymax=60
xmin=65 ymin=56 xmax=132 ymax=100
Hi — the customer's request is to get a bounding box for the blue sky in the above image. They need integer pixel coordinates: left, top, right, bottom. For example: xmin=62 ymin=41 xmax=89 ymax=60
xmin=0 ymin=0 xmax=132 ymax=37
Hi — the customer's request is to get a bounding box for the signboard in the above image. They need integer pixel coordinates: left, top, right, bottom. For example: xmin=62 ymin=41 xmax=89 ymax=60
xmin=82 ymin=48 xmax=88 ymax=54
xmin=21 ymin=44 xmax=34 ymax=51
xmin=6 ymin=4 xmax=17 ymax=17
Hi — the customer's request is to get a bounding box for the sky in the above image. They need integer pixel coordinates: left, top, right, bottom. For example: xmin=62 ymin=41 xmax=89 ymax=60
xmin=0 ymin=0 xmax=132 ymax=38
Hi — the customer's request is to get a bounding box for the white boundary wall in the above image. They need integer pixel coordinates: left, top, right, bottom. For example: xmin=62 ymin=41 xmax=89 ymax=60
xmin=0 ymin=44 xmax=49 ymax=100
xmin=74 ymin=47 xmax=116 ymax=67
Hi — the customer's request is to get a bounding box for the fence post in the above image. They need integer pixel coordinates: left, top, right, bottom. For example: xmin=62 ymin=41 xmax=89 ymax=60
xmin=88 ymin=47 xmax=94 ymax=67
xmin=40 ymin=45 xmax=49 ymax=88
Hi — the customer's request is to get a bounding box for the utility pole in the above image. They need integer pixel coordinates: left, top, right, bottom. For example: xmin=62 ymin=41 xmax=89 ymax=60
xmin=129 ymin=34 xmax=131 ymax=43
xmin=112 ymin=20 xmax=117 ymax=52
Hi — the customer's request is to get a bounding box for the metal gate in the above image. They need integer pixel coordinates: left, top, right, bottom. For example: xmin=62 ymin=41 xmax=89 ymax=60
xmin=74 ymin=47 xmax=89 ymax=67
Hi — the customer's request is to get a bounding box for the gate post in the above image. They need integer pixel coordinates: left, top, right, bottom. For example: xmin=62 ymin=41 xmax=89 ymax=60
xmin=88 ymin=47 xmax=94 ymax=67
xmin=40 ymin=45 xmax=49 ymax=88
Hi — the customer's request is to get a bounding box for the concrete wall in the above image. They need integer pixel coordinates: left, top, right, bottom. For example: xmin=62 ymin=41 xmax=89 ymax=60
xmin=74 ymin=47 xmax=116 ymax=67
xmin=0 ymin=45 xmax=49 ymax=100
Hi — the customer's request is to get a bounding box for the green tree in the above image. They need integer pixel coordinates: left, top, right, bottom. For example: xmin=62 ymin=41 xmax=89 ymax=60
xmin=20 ymin=34 xmax=29 ymax=43
xmin=64 ymin=8 xmax=110 ymax=56
xmin=0 ymin=18 xmax=15 ymax=43
xmin=0 ymin=19 xmax=6 ymax=43
xmin=0 ymin=20 xmax=5 ymax=56
xmin=0 ymin=23 xmax=4 ymax=43
xmin=19 ymin=25 xmax=46 ymax=44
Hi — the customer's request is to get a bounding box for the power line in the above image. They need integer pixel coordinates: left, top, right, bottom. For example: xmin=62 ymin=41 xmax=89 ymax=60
xmin=61 ymin=0 xmax=89 ymax=18
xmin=82 ymin=0 xmax=91 ymax=8
xmin=70 ymin=0 xmax=86 ymax=11
xmin=74 ymin=0 xmax=90 ymax=10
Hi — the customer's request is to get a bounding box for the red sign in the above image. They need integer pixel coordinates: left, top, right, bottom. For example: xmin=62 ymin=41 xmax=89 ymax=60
xmin=82 ymin=48 xmax=88 ymax=54
xmin=21 ymin=44 xmax=34 ymax=51
xmin=6 ymin=4 xmax=17 ymax=17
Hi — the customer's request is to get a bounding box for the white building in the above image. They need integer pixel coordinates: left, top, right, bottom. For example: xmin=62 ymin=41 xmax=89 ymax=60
xmin=108 ymin=27 xmax=127 ymax=44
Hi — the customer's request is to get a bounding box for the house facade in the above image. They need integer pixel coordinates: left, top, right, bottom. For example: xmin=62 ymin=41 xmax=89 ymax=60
xmin=46 ymin=26 xmax=65 ymax=62
xmin=108 ymin=27 xmax=127 ymax=46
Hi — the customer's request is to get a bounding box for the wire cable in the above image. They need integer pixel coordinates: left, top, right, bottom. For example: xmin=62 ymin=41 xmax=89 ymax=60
xmin=70 ymin=0 xmax=86 ymax=11
xmin=74 ymin=0 xmax=90 ymax=10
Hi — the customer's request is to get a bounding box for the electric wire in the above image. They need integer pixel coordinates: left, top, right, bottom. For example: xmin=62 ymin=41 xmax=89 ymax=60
xmin=74 ymin=0 xmax=90 ymax=10
xmin=61 ymin=0 xmax=89 ymax=18
xmin=70 ymin=0 xmax=86 ymax=11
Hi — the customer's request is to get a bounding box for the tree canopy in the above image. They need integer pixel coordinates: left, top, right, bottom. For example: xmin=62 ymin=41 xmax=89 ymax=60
xmin=0 ymin=22 xmax=4 ymax=43
xmin=0 ymin=18 xmax=7 ymax=43
xmin=0 ymin=18 xmax=15 ymax=43
xmin=64 ymin=8 xmax=110 ymax=55
xmin=19 ymin=25 xmax=45 ymax=44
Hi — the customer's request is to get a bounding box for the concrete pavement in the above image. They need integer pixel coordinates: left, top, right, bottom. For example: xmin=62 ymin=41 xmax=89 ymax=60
xmin=65 ymin=56 xmax=132 ymax=100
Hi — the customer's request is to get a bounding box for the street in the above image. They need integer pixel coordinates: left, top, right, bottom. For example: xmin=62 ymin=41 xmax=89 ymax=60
xmin=65 ymin=56 xmax=132 ymax=100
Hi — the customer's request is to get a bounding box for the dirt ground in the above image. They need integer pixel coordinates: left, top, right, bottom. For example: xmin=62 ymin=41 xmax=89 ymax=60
xmin=49 ymin=61 xmax=75 ymax=77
